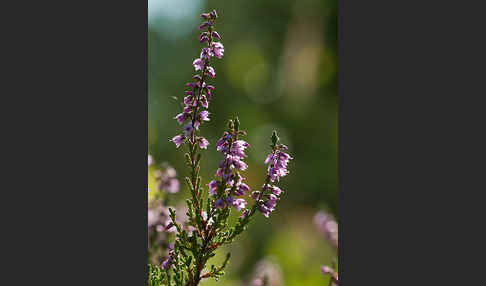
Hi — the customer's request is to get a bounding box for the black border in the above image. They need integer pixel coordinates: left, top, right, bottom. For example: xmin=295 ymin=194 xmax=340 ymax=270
xmin=5 ymin=0 xmax=485 ymax=284
xmin=3 ymin=0 xmax=148 ymax=284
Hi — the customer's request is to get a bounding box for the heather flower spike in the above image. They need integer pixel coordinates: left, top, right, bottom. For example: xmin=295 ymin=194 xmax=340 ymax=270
xmin=321 ymin=265 xmax=339 ymax=285
xmin=315 ymin=211 xmax=339 ymax=285
xmin=157 ymin=10 xmax=293 ymax=286
xmin=148 ymin=160 xmax=182 ymax=266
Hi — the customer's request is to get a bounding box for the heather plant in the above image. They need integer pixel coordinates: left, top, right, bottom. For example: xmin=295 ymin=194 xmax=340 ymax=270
xmin=148 ymin=157 xmax=181 ymax=265
xmin=149 ymin=9 xmax=293 ymax=286
xmin=249 ymin=258 xmax=283 ymax=286
xmin=314 ymin=211 xmax=339 ymax=285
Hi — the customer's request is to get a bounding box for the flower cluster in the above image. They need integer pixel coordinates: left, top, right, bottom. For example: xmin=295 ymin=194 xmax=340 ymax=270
xmin=171 ymin=9 xmax=223 ymax=150
xmin=154 ymin=166 xmax=180 ymax=194
xmin=265 ymin=144 xmax=292 ymax=182
xmin=314 ymin=211 xmax=338 ymax=249
xmin=250 ymin=258 xmax=283 ymax=286
xmin=315 ymin=211 xmax=339 ymax=285
xmin=148 ymin=205 xmax=171 ymax=233
xmin=251 ymin=132 xmax=292 ymax=217
xmin=149 ymin=200 xmax=193 ymax=265
xmin=148 ymin=203 xmax=175 ymax=264
xmin=147 ymin=157 xmax=185 ymax=265
xmin=208 ymin=119 xmax=251 ymax=212
xmin=251 ymin=184 xmax=283 ymax=218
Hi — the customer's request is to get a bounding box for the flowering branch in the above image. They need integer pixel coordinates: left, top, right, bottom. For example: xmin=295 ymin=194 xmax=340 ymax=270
xmin=315 ymin=211 xmax=339 ymax=285
xmin=155 ymin=9 xmax=293 ymax=286
xmin=148 ymin=157 xmax=180 ymax=266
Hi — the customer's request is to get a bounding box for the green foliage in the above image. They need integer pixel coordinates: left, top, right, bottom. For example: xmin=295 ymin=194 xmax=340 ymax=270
xmin=148 ymin=264 xmax=165 ymax=286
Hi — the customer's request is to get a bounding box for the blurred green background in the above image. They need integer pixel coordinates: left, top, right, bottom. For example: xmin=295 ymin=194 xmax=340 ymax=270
xmin=148 ymin=0 xmax=337 ymax=285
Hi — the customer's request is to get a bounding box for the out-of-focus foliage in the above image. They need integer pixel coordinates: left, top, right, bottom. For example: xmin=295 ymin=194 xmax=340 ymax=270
xmin=149 ymin=0 xmax=337 ymax=285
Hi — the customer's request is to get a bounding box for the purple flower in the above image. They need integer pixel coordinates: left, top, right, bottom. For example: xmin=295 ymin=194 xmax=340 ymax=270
xmin=259 ymin=203 xmax=273 ymax=218
xmin=171 ymin=135 xmax=184 ymax=148
xmin=183 ymin=97 xmax=193 ymax=107
xmin=234 ymin=173 xmax=243 ymax=185
xmin=161 ymin=252 xmax=174 ymax=269
xmin=216 ymin=133 xmax=230 ymax=152
xmin=206 ymin=66 xmax=215 ymax=78
xmin=251 ymin=191 xmax=260 ymax=200
xmin=197 ymin=137 xmax=209 ymax=149
xmin=250 ymin=259 xmax=283 ymax=286
xmin=225 ymin=195 xmax=234 ymax=205
xmin=321 ymin=266 xmax=332 ymax=275
xmin=199 ymin=34 xmax=208 ymax=43
xmin=174 ymin=113 xmax=187 ymax=124
xmin=200 ymin=13 xmax=210 ymax=19
xmin=164 ymin=221 xmax=176 ymax=233
xmin=200 ymin=95 xmax=209 ymax=108
xmin=320 ymin=265 xmax=338 ymax=285
xmin=264 ymin=153 xmax=274 ymax=164
xmin=268 ymin=194 xmax=278 ymax=202
xmin=214 ymin=198 xmax=225 ymax=209
xmin=198 ymin=110 xmax=210 ymax=122
xmin=232 ymin=157 xmax=248 ymax=170
xmin=211 ymin=42 xmax=224 ymax=59
xmin=198 ymin=21 xmax=211 ymax=30
xmin=270 ymin=185 xmax=283 ymax=196
xmin=234 ymin=140 xmax=250 ymax=149
xmin=166 ymin=179 xmax=180 ymax=194
xmin=208 ymin=180 xmax=218 ymax=195
xmin=215 ymin=168 xmax=224 ymax=177
xmin=254 ymin=138 xmax=291 ymax=218
xmin=279 ymin=152 xmax=292 ymax=163
xmin=222 ymin=172 xmax=232 ymax=182
xmin=212 ymin=31 xmax=222 ymax=40
xmin=240 ymin=209 xmax=249 ymax=218
xmin=206 ymin=85 xmax=215 ymax=98
xmin=192 ymin=58 xmax=204 ymax=71
xmin=200 ymin=47 xmax=213 ymax=59
xmin=161 ymin=257 xmax=170 ymax=269
xmin=314 ymin=211 xmax=338 ymax=249
xmin=166 ymin=167 xmax=176 ymax=177
xmin=265 ymin=150 xmax=292 ymax=182
xmin=235 ymin=183 xmax=250 ymax=196
xmin=268 ymin=166 xmax=289 ymax=182
xmin=213 ymin=128 xmax=251 ymax=203
xmin=210 ymin=9 xmax=218 ymax=18
xmin=155 ymin=167 xmax=180 ymax=194
xmin=185 ymin=82 xmax=197 ymax=88
xmin=232 ymin=198 xmax=247 ymax=211
xmin=265 ymin=198 xmax=277 ymax=209
xmin=183 ymin=104 xmax=193 ymax=114
xmin=231 ymin=140 xmax=250 ymax=158
xmin=183 ymin=123 xmax=193 ymax=137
